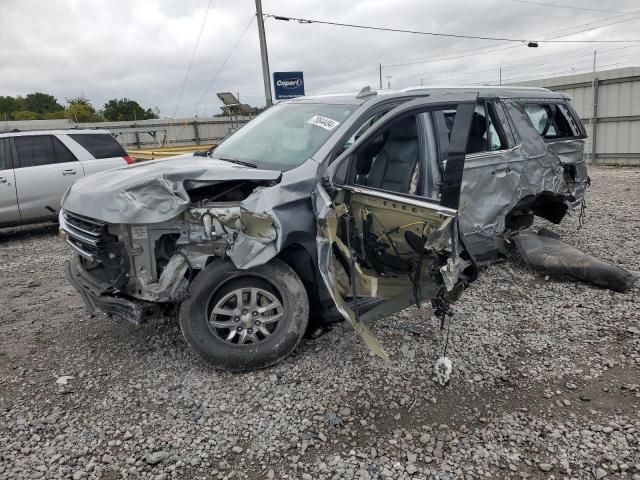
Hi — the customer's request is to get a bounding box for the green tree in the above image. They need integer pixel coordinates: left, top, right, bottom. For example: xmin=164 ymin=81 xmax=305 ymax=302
xmin=42 ymin=110 xmax=67 ymax=120
xmin=64 ymin=97 xmax=102 ymax=123
xmin=102 ymin=98 xmax=159 ymax=121
xmin=0 ymin=96 xmax=27 ymax=120
xmin=12 ymin=110 xmax=39 ymax=120
xmin=24 ymin=92 xmax=63 ymax=114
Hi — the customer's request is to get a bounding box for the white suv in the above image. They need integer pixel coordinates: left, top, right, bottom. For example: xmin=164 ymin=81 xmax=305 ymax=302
xmin=0 ymin=129 xmax=133 ymax=227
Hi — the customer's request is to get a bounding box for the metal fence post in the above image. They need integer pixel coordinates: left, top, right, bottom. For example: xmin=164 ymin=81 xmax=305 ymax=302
xmin=590 ymin=77 xmax=599 ymax=165
xmin=193 ymin=121 xmax=201 ymax=145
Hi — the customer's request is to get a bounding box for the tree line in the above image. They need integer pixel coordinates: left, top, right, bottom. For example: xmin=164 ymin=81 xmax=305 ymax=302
xmin=0 ymin=92 xmax=159 ymax=123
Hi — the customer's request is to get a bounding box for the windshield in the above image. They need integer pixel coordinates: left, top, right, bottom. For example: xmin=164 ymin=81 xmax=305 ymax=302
xmin=212 ymin=103 xmax=357 ymax=169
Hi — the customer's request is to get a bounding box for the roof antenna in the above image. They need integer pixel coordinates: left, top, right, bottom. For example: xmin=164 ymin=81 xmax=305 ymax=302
xmin=356 ymin=86 xmax=377 ymax=99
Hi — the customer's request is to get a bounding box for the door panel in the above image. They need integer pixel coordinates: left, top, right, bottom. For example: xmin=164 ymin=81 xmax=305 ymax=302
xmin=0 ymin=169 xmax=19 ymax=224
xmin=13 ymin=135 xmax=85 ymax=221
xmin=314 ymin=93 xmax=477 ymax=356
xmin=0 ymin=138 xmax=19 ymax=224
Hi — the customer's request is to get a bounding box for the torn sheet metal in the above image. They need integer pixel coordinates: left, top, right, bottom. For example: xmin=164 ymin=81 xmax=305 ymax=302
xmin=313 ymin=185 xmax=389 ymax=359
xmin=513 ymin=231 xmax=637 ymax=293
xmin=458 ymin=100 xmax=588 ymax=261
xmin=227 ymin=159 xmax=319 ymax=269
xmin=62 ymin=154 xmax=281 ymax=225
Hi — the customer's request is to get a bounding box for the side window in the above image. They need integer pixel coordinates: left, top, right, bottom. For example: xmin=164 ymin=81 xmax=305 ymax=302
xmin=350 ymin=113 xmax=425 ymax=196
xmin=52 ymin=137 xmax=77 ymax=163
xmin=467 ymin=102 xmax=506 ymax=153
xmin=14 ymin=136 xmax=57 ymax=168
xmin=523 ymin=103 xmax=579 ymax=139
xmin=337 ymin=110 xmax=390 ymax=157
xmin=493 ymin=101 xmax=516 ymax=146
xmin=14 ymin=135 xmax=76 ymax=168
xmin=68 ymin=134 xmax=126 ymax=159
xmin=443 ymin=102 xmax=507 ymax=153
xmin=0 ymin=138 xmax=7 ymax=170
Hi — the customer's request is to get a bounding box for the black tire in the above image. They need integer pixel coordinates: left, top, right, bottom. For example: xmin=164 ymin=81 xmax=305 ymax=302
xmin=179 ymin=258 xmax=309 ymax=372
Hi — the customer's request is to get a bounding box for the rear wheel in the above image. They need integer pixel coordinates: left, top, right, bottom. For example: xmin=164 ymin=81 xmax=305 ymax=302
xmin=179 ymin=259 xmax=309 ymax=372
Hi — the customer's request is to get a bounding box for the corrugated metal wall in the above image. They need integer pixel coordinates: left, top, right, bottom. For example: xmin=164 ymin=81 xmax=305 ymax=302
xmin=1 ymin=116 xmax=251 ymax=149
xmin=515 ymin=66 xmax=640 ymax=166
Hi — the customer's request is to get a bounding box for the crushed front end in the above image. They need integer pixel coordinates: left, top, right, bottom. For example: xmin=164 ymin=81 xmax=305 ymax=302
xmin=59 ymin=178 xmax=280 ymax=324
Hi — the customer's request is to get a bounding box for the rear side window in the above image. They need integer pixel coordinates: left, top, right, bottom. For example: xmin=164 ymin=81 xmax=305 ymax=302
xmin=523 ymin=103 xmax=580 ymax=139
xmin=0 ymin=138 xmax=7 ymax=170
xmin=14 ymin=135 xmax=77 ymax=168
xmin=69 ymin=134 xmax=126 ymax=159
xmin=444 ymin=101 xmax=507 ymax=153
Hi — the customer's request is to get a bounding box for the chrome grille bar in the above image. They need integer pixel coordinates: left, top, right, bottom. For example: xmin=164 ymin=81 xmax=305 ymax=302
xmin=59 ymin=210 xmax=106 ymax=261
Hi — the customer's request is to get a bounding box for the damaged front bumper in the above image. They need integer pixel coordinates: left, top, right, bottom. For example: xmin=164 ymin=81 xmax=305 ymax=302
xmin=66 ymin=256 xmax=164 ymax=325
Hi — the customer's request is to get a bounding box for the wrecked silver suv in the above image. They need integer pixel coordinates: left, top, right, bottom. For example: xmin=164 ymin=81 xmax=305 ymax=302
xmin=60 ymin=87 xmax=588 ymax=371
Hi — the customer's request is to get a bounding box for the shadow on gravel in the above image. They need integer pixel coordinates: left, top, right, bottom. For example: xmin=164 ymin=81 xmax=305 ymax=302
xmin=0 ymin=222 xmax=59 ymax=243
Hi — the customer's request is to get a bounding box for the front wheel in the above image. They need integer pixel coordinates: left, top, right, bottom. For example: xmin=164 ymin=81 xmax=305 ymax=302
xmin=179 ymin=259 xmax=309 ymax=372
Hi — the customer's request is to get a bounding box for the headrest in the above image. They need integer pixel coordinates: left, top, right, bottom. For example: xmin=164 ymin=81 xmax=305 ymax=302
xmin=470 ymin=113 xmax=486 ymax=135
xmin=388 ymin=117 xmax=418 ymax=140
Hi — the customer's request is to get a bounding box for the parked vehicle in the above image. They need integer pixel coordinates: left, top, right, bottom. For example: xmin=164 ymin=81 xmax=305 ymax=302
xmin=0 ymin=129 xmax=133 ymax=227
xmin=59 ymin=86 xmax=588 ymax=371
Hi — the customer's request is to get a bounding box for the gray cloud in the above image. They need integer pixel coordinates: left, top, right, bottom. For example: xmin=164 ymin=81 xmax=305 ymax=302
xmin=1 ymin=0 xmax=639 ymax=117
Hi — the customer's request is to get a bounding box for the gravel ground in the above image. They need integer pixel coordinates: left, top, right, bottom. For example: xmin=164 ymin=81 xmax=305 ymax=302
xmin=0 ymin=166 xmax=639 ymax=480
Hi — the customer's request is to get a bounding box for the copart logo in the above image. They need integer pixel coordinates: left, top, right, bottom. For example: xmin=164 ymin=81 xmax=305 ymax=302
xmin=276 ymin=78 xmax=303 ymax=89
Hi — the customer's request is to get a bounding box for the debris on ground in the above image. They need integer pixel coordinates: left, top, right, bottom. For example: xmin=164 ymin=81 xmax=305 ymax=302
xmin=0 ymin=166 xmax=638 ymax=479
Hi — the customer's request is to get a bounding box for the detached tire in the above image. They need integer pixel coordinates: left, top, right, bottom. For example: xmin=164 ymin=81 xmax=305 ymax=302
xmin=179 ymin=259 xmax=309 ymax=372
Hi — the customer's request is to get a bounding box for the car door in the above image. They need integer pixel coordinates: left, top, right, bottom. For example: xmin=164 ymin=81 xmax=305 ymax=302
xmin=313 ymin=93 xmax=477 ymax=357
xmin=0 ymin=137 xmax=20 ymax=225
xmin=12 ymin=134 xmax=86 ymax=221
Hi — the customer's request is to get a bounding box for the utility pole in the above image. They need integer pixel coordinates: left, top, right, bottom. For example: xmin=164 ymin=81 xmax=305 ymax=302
xmin=255 ymin=0 xmax=273 ymax=107
xmin=379 ymin=64 xmax=383 ymax=89
xmin=386 ymin=75 xmax=392 ymax=89
xmin=499 ymin=68 xmax=502 ymax=86
xmin=420 ymin=78 xmax=424 ymax=86
xmin=590 ymin=50 xmax=598 ymax=165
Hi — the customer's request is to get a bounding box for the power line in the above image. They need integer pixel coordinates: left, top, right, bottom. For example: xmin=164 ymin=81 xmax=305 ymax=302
xmin=381 ymin=12 xmax=636 ymax=67
xmin=265 ymin=13 xmax=640 ymax=44
xmin=410 ymin=44 xmax=640 ymax=84
xmin=382 ymin=13 xmax=640 ymax=68
xmin=193 ymin=15 xmax=255 ymax=111
xmin=172 ymin=0 xmax=213 ymax=119
xmin=510 ymin=0 xmax=637 ymax=15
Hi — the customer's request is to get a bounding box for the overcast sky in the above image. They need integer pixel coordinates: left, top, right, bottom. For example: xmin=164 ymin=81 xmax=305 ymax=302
xmin=2 ymin=0 xmax=640 ymax=117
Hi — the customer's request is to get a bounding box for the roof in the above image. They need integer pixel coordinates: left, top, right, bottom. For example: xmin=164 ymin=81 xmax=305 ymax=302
xmin=0 ymin=128 xmax=112 ymax=137
xmin=287 ymin=85 xmax=565 ymax=106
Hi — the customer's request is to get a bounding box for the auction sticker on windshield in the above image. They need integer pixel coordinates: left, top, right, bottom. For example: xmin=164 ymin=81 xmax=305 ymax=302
xmin=307 ymin=115 xmax=340 ymax=131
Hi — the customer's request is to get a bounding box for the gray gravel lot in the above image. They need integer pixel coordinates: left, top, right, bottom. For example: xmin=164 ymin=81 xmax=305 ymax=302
xmin=0 ymin=166 xmax=639 ymax=480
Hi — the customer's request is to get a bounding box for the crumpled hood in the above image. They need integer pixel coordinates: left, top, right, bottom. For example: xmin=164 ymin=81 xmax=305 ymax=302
xmin=62 ymin=155 xmax=282 ymax=224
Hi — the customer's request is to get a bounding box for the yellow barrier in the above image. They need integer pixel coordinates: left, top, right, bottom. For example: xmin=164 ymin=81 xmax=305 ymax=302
xmin=128 ymin=144 xmax=215 ymax=161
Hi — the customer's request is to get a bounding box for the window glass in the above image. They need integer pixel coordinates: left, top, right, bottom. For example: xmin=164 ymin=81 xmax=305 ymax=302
xmin=350 ymin=113 xmax=425 ymax=196
xmin=467 ymin=103 xmax=506 ymax=153
xmin=212 ymin=103 xmax=357 ymax=170
xmin=559 ymin=104 xmax=581 ymax=136
xmin=523 ymin=103 xmax=577 ymax=139
xmin=69 ymin=134 xmax=126 ymax=159
xmin=444 ymin=102 xmax=506 ymax=153
xmin=493 ymin=101 xmax=516 ymax=146
xmin=14 ymin=135 xmax=77 ymax=167
xmin=14 ymin=136 xmax=57 ymax=168
xmin=52 ymin=137 xmax=76 ymax=163
xmin=0 ymin=138 xmax=6 ymax=170
xmin=341 ymin=112 xmax=385 ymax=152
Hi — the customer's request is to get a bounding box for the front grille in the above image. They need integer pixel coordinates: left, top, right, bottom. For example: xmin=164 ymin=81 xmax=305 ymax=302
xmin=60 ymin=210 xmax=106 ymax=261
